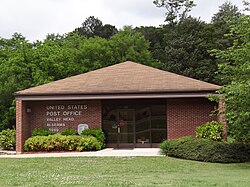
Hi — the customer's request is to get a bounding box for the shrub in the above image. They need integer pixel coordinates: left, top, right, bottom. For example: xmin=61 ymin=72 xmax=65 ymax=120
xmin=160 ymin=136 xmax=192 ymax=156
xmin=0 ymin=129 xmax=16 ymax=150
xmin=24 ymin=134 xmax=102 ymax=152
xmin=77 ymin=135 xmax=102 ymax=151
xmin=160 ymin=139 xmax=171 ymax=156
xmin=196 ymin=121 xmax=224 ymax=141
xmin=24 ymin=136 xmax=48 ymax=151
xmin=32 ymin=128 xmax=53 ymax=136
xmin=60 ymin=128 xmax=77 ymax=136
xmin=160 ymin=137 xmax=250 ymax=163
xmin=81 ymin=128 xmax=105 ymax=148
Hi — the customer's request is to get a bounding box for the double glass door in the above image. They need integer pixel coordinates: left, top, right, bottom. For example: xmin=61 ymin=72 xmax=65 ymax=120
xmin=102 ymin=103 xmax=166 ymax=148
xmin=111 ymin=109 xmax=152 ymax=148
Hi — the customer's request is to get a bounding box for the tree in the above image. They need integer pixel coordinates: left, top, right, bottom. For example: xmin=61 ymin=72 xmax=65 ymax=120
xmin=75 ymin=16 xmax=103 ymax=37
xmin=212 ymin=15 xmax=250 ymax=143
xmin=134 ymin=26 xmax=165 ymax=61
xmin=159 ymin=17 xmax=219 ymax=83
xmin=0 ymin=33 xmax=33 ymax=130
xmin=210 ymin=2 xmax=242 ymax=52
xmin=100 ymin=24 xmax=118 ymax=39
xmin=153 ymin=0 xmax=195 ymax=25
xmin=74 ymin=16 xmax=118 ymax=39
xmin=108 ymin=27 xmax=156 ymax=67
xmin=211 ymin=1 xmax=241 ymax=24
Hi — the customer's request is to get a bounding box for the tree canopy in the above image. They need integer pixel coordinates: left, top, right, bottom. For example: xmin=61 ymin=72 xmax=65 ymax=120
xmin=0 ymin=29 xmax=154 ymax=130
xmin=153 ymin=0 xmax=195 ymax=24
xmin=212 ymin=15 xmax=250 ymax=143
xmin=74 ymin=16 xmax=118 ymax=39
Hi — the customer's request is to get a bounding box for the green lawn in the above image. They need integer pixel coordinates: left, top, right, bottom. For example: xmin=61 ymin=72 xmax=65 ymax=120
xmin=0 ymin=157 xmax=249 ymax=187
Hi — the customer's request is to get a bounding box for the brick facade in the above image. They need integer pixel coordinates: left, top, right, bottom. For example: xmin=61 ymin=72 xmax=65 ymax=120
xmin=166 ymin=98 xmax=217 ymax=140
xmin=16 ymin=100 xmax=102 ymax=153
xmin=28 ymin=100 xmax=102 ymax=133
xmin=16 ymin=97 xmax=223 ymax=152
xmin=16 ymin=100 xmax=30 ymax=153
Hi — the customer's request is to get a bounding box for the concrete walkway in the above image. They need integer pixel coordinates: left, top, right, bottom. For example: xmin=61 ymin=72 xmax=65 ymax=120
xmin=0 ymin=148 xmax=162 ymax=158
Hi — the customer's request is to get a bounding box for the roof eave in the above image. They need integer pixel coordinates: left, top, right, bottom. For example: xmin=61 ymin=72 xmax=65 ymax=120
xmin=14 ymin=91 xmax=219 ymax=101
xmin=14 ymin=88 xmax=220 ymax=97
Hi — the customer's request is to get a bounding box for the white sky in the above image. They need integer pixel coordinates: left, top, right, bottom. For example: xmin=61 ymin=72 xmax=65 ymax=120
xmin=0 ymin=0 xmax=245 ymax=41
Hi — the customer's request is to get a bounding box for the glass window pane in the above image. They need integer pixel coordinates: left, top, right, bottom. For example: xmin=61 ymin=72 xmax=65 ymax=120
xmin=151 ymin=130 xmax=166 ymax=143
xmin=151 ymin=118 xmax=166 ymax=129
xmin=136 ymin=131 xmax=150 ymax=144
xmin=106 ymin=133 xmax=117 ymax=143
xmin=136 ymin=120 xmax=150 ymax=132
xmin=119 ymin=133 xmax=133 ymax=143
xmin=151 ymin=105 xmax=166 ymax=116
xmin=135 ymin=107 xmax=150 ymax=121
xmin=135 ymin=107 xmax=150 ymax=144
xmin=103 ymin=107 xmax=117 ymax=121
xmin=119 ymin=111 xmax=133 ymax=121
xmin=120 ymin=121 xmax=133 ymax=133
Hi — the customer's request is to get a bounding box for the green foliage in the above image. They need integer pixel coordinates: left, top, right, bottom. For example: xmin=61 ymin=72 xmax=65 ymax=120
xmin=227 ymin=136 xmax=237 ymax=144
xmin=0 ymin=129 xmax=16 ymax=150
xmin=23 ymin=134 xmax=102 ymax=152
xmin=211 ymin=2 xmax=241 ymax=24
xmin=138 ymin=2 xmax=242 ymax=85
xmin=60 ymin=128 xmax=78 ymax=136
xmin=109 ymin=27 xmax=155 ymax=67
xmin=195 ymin=121 xmax=224 ymax=141
xmin=32 ymin=128 xmax=53 ymax=137
xmin=153 ymin=0 xmax=196 ymax=24
xmin=158 ymin=17 xmax=221 ymax=84
xmin=81 ymin=128 xmax=105 ymax=148
xmin=74 ymin=16 xmax=118 ymax=39
xmin=134 ymin=26 xmax=165 ymax=64
xmin=0 ymin=34 xmax=33 ymax=130
xmin=76 ymin=135 xmax=102 ymax=151
xmin=160 ymin=137 xmax=250 ymax=163
xmin=212 ymin=15 xmax=250 ymax=143
xmin=0 ymin=30 xmax=154 ymax=131
xmin=210 ymin=2 xmax=242 ymax=68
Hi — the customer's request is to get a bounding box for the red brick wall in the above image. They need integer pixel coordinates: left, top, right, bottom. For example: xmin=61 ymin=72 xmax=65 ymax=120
xmin=16 ymin=100 xmax=102 ymax=152
xmin=166 ymin=98 xmax=217 ymax=140
xmin=16 ymin=100 xmax=30 ymax=153
xmin=28 ymin=100 xmax=102 ymax=133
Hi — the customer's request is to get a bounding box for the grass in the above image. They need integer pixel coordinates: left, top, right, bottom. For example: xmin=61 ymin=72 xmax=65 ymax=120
xmin=0 ymin=157 xmax=249 ymax=187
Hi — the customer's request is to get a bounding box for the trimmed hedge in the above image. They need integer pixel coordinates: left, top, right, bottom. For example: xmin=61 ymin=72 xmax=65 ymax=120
xmin=32 ymin=128 xmax=53 ymax=136
xmin=81 ymin=128 xmax=105 ymax=148
xmin=60 ymin=128 xmax=78 ymax=136
xmin=160 ymin=136 xmax=250 ymax=163
xmin=24 ymin=134 xmax=102 ymax=152
xmin=0 ymin=129 xmax=16 ymax=150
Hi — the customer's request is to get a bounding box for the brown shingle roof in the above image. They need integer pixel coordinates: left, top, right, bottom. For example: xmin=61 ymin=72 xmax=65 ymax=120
xmin=15 ymin=61 xmax=220 ymax=96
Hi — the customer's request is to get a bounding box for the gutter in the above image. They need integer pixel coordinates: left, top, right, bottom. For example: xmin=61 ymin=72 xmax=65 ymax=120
xmin=15 ymin=92 xmax=219 ymax=101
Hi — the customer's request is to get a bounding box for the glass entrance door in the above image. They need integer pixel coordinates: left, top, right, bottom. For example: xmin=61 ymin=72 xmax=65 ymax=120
xmin=117 ymin=110 xmax=135 ymax=148
xmin=102 ymin=101 xmax=167 ymax=148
